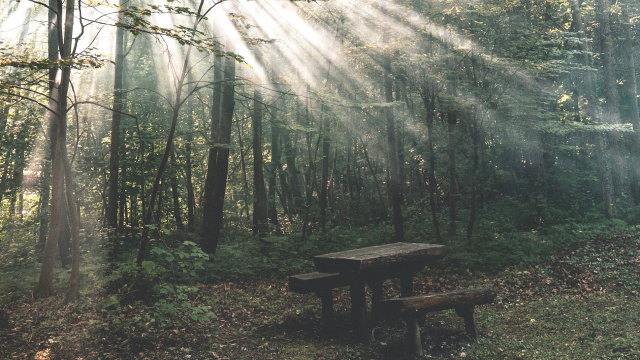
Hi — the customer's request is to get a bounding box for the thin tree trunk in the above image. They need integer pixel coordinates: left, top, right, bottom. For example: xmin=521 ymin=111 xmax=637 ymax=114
xmin=274 ymin=91 xmax=293 ymax=216
xmin=267 ymin=106 xmax=280 ymax=226
xmin=236 ymin=120 xmax=251 ymax=221
xmin=282 ymin=128 xmax=301 ymax=213
xmin=170 ymin=149 xmax=184 ymax=231
xmin=107 ymin=16 xmax=126 ymax=233
xmin=155 ymin=180 xmax=164 ymax=226
xmin=319 ymin=108 xmax=330 ymax=234
xmin=301 ymin=87 xmax=319 ymax=240
xmin=302 ymin=131 xmax=322 ymax=240
xmin=447 ymin=112 xmax=457 ymax=239
xmin=467 ymin=107 xmax=479 ymax=244
xmin=383 ymin=49 xmax=404 ymax=242
xmin=201 ymin=47 xmax=223 ymax=252
xmin=328 ymin=147 xmax=337 ymax=213
xmin=252 ymin=82 xmax=269 ymax=236
xmin=63 ymin=155 xmax=81 ymax=303
xmin=12 ymin=135 xmax=25 ymax=224
xmin=422 ymin=90 xmax=443 ymax=243
xmin=359 ymin=136 xmax=388 ymax=218
xmin=36 ymin=155 xmax=51 ymax=257
xmin=185 ymin=102 xmax=195 ymax=232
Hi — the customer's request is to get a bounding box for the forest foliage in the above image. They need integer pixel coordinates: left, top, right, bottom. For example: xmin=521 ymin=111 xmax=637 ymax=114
xmin=0 ymin=0 xmax=639 ymax=352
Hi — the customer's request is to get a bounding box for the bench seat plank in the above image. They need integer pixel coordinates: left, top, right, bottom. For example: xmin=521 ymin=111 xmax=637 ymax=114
xmin=288 ymin=272 xmax=349 ymax=294
xmin=378 ymin=287 xmax=495 ymax=316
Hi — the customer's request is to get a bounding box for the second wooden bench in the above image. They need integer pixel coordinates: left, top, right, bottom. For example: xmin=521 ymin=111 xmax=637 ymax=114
xmin=376 ymin=287 xmax=495 ymax=356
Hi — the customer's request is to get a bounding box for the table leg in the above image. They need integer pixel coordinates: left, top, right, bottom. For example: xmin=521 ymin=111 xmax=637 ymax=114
xmin=350 ymin=280 xmax=367 ymax=341
xmin=370 ymin=278 xmax=383 ymax=324
xmin=400 ymin=272 xmax=414 ymax=297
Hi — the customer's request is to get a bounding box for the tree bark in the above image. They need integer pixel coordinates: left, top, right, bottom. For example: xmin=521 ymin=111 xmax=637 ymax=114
xmin=236 ymin=120 xmax=251 ymax=220
xmin=383 ymin=53 xmax=404 ymax=242
xmin=36 ymin=153 xmax=51 ymax=257
xmin=267 ymin=106 xmax=280 ymax=226
xmin=359 ymin=136 xmax=388 ymax=218
xmin=467 ymin=107 xmax=480 ymax=244
xmin=34 ymin=0 xmax=75 ymax=298
xmin=422 ymin=89 xmax=443 ymax=243
xmin=252 ymin=78 xmax=269 ymax=236
xmin=185 ymin=98 xmax=196 ymax=232
xmin=201 ymin=38 xmax=236 ymax=254
xmin=169 ymin=149 xmax=184 ymax=231
xmin=319 ymin=107 xmax=330 ymax=234
xmin=447 ymin=112 xmax=457 ymax=239
xmin=201 ymin=48 xmax=223 ymax=252
xmin=282 ymin=128 xmax=302 ymax=213
xmin=107 ymin=17 xmax=126 ymax=233
xmin=595 ymin=0 xmax=625 ymax=205
xmin=63 ymin=155 xmax=81 ymax=303
xmin=622 ymin=4 xmax=640 ymax=205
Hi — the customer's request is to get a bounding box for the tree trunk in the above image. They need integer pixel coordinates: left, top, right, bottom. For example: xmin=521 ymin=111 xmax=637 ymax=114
xmin=107 ymin=18 xmax=125 ymax=233
xmin=12 ymin=134 xmax=25 ymax=224
xmin=236 ymin=120 xmax=251 ymax=221
xmin=282 ymin=128 xmax=302 ymax=213
xmin=622 ymin=3 xmax=640 ymax=205
xmin=202 ymin=38 xmax=236 ymax=254
xmin=422 ymin=90 xmax=443 ymax=243
xmin=274 ymin=91 xmax=293 ymax=217
xmin=467 ymin=107 xmax=479 ymax=244
xmin=34 ymin=0 xmax=75 ymax=298
xmin=319 ymin=107 xmax=330 ymax=234
xmin=63 ymin=155 xmax=81 ymax=303
xmin=596 ymin=0 xmax=625 ymax=205
xmin=359 ymin=136 xmax=388 ymax=218
xmin=447 ymin=112 xmax=457 ymax=239
xmin=185 ymin=100 xmax=196 ymax=232
xmin=301 ymin=87 xmax=319 ymax=240
xmin=201 ymin=48 xmax=223 ymax=252
xmin=383 ymin=52 xmax=404 ymax=242
xmin=252 ymin=80 xmax=269 ymax=236
xmin=36 ymin=154 xmax=51 ymax=257
xmin=396 ymin=78 xmax=406 ymax=203
xmin=170 ymin=149 xmax=184 ymax=231
xmin=267 ymin=106 xmax=280 ymax=226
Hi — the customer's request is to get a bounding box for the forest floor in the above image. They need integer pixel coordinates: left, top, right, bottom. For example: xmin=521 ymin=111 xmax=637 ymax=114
xmin=1 ymin=231 xmax=640 ymax=359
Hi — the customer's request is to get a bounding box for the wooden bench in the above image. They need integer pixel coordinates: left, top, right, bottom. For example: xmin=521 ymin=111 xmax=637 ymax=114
xmin=376 ymin=288 xmax=495 ymax=356
xmin=288 ymin=272 xmax=350 ymax=331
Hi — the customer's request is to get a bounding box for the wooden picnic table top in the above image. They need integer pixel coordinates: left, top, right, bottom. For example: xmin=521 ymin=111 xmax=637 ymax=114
xmin=313 ymin=242 xmax=446 ymax=274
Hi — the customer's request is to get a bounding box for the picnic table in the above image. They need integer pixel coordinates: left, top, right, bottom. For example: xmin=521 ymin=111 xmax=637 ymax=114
xmin=313 ymin=242 xmax=446 ymax=340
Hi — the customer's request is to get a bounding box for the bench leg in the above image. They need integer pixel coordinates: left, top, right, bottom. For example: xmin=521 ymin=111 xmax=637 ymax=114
xmin=455 ymin=306 xmax=478 ymax=340
xmin=400 ymin=272 xmax=414 ymax=297
xmin=370 ymin=278 xmax=383 ymax=324
xmin=317 ymin=290 xmax=334 ymax=333
xmin=405 ymin=310 xmax=423 ymax=357
xmin=350 ymin=281 xmax=367 ymax=342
